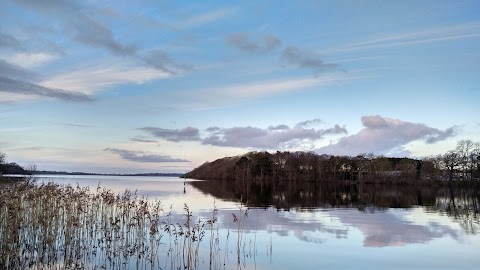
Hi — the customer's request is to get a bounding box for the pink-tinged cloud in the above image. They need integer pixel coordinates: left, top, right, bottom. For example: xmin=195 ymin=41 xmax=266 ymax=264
xmin=316 ymin=115 xmax=458 ymax=156
xmin=202 ymin=123 xmax=347 ymax=149
xmin=138 ymin=119 xmax=347 ymax=150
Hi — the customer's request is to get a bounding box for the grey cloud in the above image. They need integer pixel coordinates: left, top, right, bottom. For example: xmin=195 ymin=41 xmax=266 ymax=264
xmin=323 ymin=124 xmax=348 ymax=135
xmin=138 ymin=127 xmax=201 ymax=142
xmin=0 ymin=76 xmax=92 ymax=102
xmin=105 ymin=148 xmax=190 ymax=163
xmin=57 ymin=123 xmax=92 ymax=128
xmin=316 ymin=115 xmax=458 ymax=156
xmin=0 ymin=30 xmax=23 ymax=50
xmin=141 ymin=49 xmax=191 ymax=75
xmin=425 ymin=126 xmax=458 ymax=144
xmin=70 ymin=13 xmax=137 ymax=56
xmin=13 ymin=0 xmax=136 ymax=56
xmin=0 ymin=59 xmax=39 ymax=81
xmin=334 ymin=210 xmax=458 ymax=247
xmin=138 ymin=121 xmax=347 ymax=150
xmin=282 ymin=46 xmax=337 ymax=73
xmin=202 ymin=124 xmax=347 ymax=149
xmin=206 ymin=126 xmax=221 ymax=132
xmin=295 ymin=118 xmax=324 ymax=128
xmin=130 ymin=137 xmax=158 ymax=143
xmin=13 ymin=0 xmax=188 ymax=73
xmin=268 ymin=124 xmax=289 ymax=131
xmin=226 ymin=33 xmax=281 ymax=53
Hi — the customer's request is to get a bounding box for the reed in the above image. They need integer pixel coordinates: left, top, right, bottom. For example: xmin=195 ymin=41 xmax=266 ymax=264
xmin=0 ymin=180 xmax=254 ymax=270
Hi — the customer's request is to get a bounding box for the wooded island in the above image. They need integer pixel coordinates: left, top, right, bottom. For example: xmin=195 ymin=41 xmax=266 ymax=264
xmin=186 ymin=140 xmax=480 ymax=185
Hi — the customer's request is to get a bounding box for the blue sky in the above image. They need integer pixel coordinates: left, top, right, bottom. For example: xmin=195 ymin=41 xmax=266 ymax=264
xmin=0 ymin=0 xmax=479 ymax=173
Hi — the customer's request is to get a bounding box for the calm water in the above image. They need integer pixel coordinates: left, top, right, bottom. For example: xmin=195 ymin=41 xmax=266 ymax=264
xmin=37 ymin=175 xmax=480 ymax=269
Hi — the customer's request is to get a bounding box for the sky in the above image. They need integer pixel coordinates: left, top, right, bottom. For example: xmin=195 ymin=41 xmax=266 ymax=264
xmin=0 ymin=0 xmax=479 ymax=173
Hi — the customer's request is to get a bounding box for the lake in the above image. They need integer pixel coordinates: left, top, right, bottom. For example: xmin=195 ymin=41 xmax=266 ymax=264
xmin=33 ymin=175 xmax=480 ymax=269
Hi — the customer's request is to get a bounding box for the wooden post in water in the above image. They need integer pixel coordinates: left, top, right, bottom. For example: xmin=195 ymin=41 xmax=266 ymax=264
xmin=184 ymin=172 xmax=186 ymax=193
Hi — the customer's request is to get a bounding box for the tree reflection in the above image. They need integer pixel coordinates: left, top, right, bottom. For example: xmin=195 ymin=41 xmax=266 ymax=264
xmin=190 ymin=180 xmax=480 ymax=234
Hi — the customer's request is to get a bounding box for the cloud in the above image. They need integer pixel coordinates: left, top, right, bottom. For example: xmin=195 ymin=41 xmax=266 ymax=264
xmin=13 ymin=0 xmax=136 ymax=56
xmin=5 ymin=52 xmax=57 ymax=68
xmin=56 ymin=123 xmax=92 ymax=128
xmin=329 ymin=21 xmax=480 ymax=53
xmin=137 ymin=120 xmax=347 ymax=150
xmin=70 ymin=13 xmax=137 ymax=56
xmin=130 ymin=137 xmax=157 ymax=143
xmin=295 ymin=118 xmax=323 ymax=128
xmin=334 ymin=210 xmax=458 ymax=247
xmin=226 ymin=33 xmax=281 ymax=53
xmin=206 ymin=126 xmax=221 ymax=132
xmin=268 ymin=124 xmax=289 ymax=131
xmin=0 ymin=30 xmax=23 ymax=50
xmin=176 ymin=7 xmax=238 ymax=29
xmin=141 ymin=49 xmax=192 ymax=75
xmin=208 ymin=75 xmax=346 ymax=100
xmin=12 ymin=0 xmax=186 ymax=73
xmin=0 ymin=75 xmax=93 ymax=102
xmin=138 ymin=127 xmax=201 ymax=142
xmin=0 ymin=59 xmax=39 ymax=80
xmin=40 ymin=64 xmax=171 ymax=94
xmin=281 ymin=46 xmax=338 ymax=74
xmin=105 ymin=148 xmax=190 ymax=163
xmin=0 ymin=59 xmax=92 ymax=102
xmin=201 ymin=123 xmax=347 ymax=149
xmin=316 ymin=115 xmax=458 ymax=156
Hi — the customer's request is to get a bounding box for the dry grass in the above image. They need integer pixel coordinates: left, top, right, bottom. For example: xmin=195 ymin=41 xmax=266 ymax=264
xmin=0 ymin=181 xmax=250 ymax=270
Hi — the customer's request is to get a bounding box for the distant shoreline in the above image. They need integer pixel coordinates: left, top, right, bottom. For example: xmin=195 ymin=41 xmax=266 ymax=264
xmin=32 ymin=171 xmax=183 ymax=177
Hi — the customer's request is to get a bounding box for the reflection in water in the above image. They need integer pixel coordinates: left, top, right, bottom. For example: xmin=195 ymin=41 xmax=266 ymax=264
xmin=190 ymin=180 xmax=480 ymax=237
xmin=5 ymin=175 xmax=478 ymax=269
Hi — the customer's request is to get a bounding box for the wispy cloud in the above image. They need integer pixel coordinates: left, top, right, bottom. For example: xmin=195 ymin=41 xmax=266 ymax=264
xmin=105 ymin=148 xmax=190 ymax=163
xmin=130 ymin=137 xmax=158 ymax=143
xmin=295 ymin=118 xmax=324 ymax=128
xmin=5 ymin=52 xmax=57 ymax=68
xmin=141 ymin=49 xmax=192 ymax=75
xmin=202 ymin=124 xmax=347 ymax=149
xmin=0 ymin=76 xmax=93 ymax=102
xmin=12 ymin=0 xmax=188 ymax=74
xmin=0 ymin=59 xmax=91 ymax=102
xmin=13 ymin=0 xmax=136 ymax=56
xmin=281 ymin=46 xmax=338 ymax=74
xmin=316 ymin=115 xmax=458 ymax=156
xmin=268 ymin=124 xmax=290 ymax=131
xmin=207 ymin=75 xmax=346 ymax=100
xmin=331 ymin=21 xmax=480 ymax=53
xmin=138 ymin=127 xmax=201 ymax=142
xmin=40 ymin=64 xmax=171 ymax=94
xmin=56 ymin=123 xmax=92 ymax=128
xmin=226 ymin=33 xmax=281 ymax=53
xmin=0 ymin=30 xmax=23 ymax=50
xmin=0 ymin=59 xmax=39 ymax=80
xmin=138 ymin=119 xmax=347 ymax=150
xmin=176 ymin=7 xmax=238 ymax=29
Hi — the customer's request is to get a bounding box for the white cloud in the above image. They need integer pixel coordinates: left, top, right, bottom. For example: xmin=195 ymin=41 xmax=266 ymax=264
xmin=316 ymin=115 xmax=458 ymax=156
xmin=204 ymin=74 xmax=348 ymax=100
xmin=5 ymin=52 xmax=57 ymax=68
xmin=202 ymin=124 xmax=347 ymax=149
xmin=40 ymin=64 xmax=171 ymax=94
xmin=138 ymin=120 xmax=347 ymax=150
xmin=176 ymin=7 xmax=238 ymax=29
xmin=327 ymin=21 xmax=480 ymax=53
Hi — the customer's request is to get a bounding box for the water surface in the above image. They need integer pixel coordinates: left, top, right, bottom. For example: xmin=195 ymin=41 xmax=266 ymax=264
xmin=37 ymin=175 xmax=480 ymax=269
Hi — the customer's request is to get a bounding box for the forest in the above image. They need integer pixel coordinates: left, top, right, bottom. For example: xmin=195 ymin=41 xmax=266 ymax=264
xmin=186 ymin=140 xmax=480 ymax=185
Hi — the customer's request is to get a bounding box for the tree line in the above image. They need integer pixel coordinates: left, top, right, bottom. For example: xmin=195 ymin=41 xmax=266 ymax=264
xmin=0 ymin=153 xmax=27 ymax=176
xmin=186 ymin=140 xmax=480 ymax=185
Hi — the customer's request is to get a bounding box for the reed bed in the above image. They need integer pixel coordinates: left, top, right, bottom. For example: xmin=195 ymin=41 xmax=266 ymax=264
xmin=0 ymin=181 xmax=251 ymax=270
